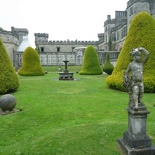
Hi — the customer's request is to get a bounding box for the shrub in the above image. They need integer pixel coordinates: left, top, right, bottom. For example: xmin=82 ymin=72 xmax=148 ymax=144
xmin=18 ymin=47 xmax=45 ymax=76
xmin=79 ymin=46 xmax=103 ymax=75
xmin=0 ymin=38 xmax=19 ymax=94
xmin=103 ymin=54 xmax=114 ymax=75
xmin=106 ymin=12 xmax=155 ymax=93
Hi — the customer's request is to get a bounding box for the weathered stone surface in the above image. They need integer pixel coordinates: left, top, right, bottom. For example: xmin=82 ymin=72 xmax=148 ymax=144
xmin=117 ymin=107 xmax=155 ymax=154
xmin=58 ymin=60 xmax=74 ymax=80
xmin=58 ymin=72 xmax=74 ymax=80
xmin=0 ymin=94 xmax=16 ymax=111
xmin=118 ymin=138 xmax=155 ymax=155
xmin=0 ymin=109 xmax=20 ymax=115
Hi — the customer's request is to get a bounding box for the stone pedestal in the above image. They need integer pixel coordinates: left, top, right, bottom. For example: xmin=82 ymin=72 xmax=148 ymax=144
xmin=58 ymin=60 xmax=74 ymax=80
xmin=58 ymin=72 xmax=74 ymax=80
xmin=118 ymin=106 xmax=155 ymax=155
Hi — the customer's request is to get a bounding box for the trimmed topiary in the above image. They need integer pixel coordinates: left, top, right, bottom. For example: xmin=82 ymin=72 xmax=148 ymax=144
xmin=106 ymin=12 xmax=155 ymax=93
xmin=0 ymin=38 xmax=19 ymax=94
xmin=103 ymin=54 xmax=114 ymax=75
xmin=18 ymin=47 xmax=45 ymax=76
xmin=79 ymin=45 xmax=103 ymax=75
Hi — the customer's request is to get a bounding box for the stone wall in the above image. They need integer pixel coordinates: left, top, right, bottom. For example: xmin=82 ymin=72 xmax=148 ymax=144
xmin=127 ymin=1 xmax=150 ymax=28
xmin=103 ymin=0 xmax=154 ymax=51
xmin=0 ymin=30 xmax=19 ymax=64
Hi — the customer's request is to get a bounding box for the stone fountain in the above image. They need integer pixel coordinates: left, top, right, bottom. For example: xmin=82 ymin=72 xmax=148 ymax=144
xmin=58 ymin=60 xmax=74 ymax=80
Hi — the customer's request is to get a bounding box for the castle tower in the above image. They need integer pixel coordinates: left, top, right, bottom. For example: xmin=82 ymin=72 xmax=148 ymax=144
xmin=126 ymin=0 xmax=151 ymax=28
xmin=150 ymin=0 xmax=155 ymax=18
xmin=104 ymin=15 xmax=116 ymax=51
xmin=34 ymin=33 xmax=49 ymax=44
xmin=11 ymin=27 xmax=29 ymax=45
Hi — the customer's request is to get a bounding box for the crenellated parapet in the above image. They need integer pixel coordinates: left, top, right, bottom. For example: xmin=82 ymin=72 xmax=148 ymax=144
xmin=11 ymin=27 xmax=29 ymax=45
xmin=127 ymin=0 xmax=149 ymax=8
xmin=36 ymin=39 xmax=98 ymax=45
xmin=0 ymin=28 xmax=18 ymax=37
xmin=11 ymin=27 xmax=29 ymax=35
xmin=104 ymin=18 xmax=115 ymax=27
xmin=0 ymin=29 xmax=19 ymax=44
xmin=115 ymin=11 xmax=127 ymax=18
xmin=34 ymin=33 xmax=49 ymax=43
xmin=34 ymin=33 xmax=49 ymax=38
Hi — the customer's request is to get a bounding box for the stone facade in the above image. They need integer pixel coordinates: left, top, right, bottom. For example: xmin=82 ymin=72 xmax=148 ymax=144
xmin=35 ymin=33 xmax=99 ymax=53
xmin=35 ymin=0 xmax=155 ymax=54
xmin=104 ymin=0 xmax=155 ymax=51
xmin=0 ymin=28 xmax=18 ymax=65
xmin=34 ymin=33 xmax=100 ymax=65
xmin=0 ymin=27 xmax=28 ymax=66
xmin=11 ymin=27 xmax=29 ymax=45
xmin=1 ymin=0 xmax=155 ymax=66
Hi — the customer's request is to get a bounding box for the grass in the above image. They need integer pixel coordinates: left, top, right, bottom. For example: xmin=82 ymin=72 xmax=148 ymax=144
xmin=0 ymin=66 xmax=155 ymax=155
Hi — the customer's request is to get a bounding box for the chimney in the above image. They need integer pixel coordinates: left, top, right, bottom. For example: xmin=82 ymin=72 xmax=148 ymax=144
xmin=107 ymin=15 xmax=111 ymax=20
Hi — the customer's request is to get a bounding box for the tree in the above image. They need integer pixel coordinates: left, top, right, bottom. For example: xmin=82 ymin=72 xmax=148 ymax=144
xmin=103 ymin=54 xmax=114 ymax=75
xmin=0 ymin=38 xmax=19 ymax=94
xmin=106 ymin=12 xmax=155 ymax=92
xmin=79 ymin=45 xmax=103 ymax=75
xmin=18 ymin=47 xmax=45 ymax=76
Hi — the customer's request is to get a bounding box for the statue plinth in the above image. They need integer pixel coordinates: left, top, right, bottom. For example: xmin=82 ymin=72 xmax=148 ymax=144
xmin=118 ymin=106 xmax=155 ymax=155
xmin=118 ymin=47 xmax=155 ymax=154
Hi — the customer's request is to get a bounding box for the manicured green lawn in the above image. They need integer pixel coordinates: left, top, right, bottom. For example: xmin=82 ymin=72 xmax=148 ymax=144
xmin=0 ymin=66 xmax=155 ymax=155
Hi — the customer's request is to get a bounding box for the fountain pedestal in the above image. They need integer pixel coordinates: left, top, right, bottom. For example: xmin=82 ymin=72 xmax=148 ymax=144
xmin=58 ymin=61 xmax=74 ymax=80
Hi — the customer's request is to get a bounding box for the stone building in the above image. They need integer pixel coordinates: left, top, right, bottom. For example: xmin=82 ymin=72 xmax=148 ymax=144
xmin=34 ymin=33 xmax=100 ymax=65
xmin=0 ymin=27 xmax=28 ymax=66
xmin=34 ymin=0 xmax=155 ymax=65
xmin=103 ymin=0 xmax=155 ymax=51
xmin=1 ymin=0 xmax=155 ymax=67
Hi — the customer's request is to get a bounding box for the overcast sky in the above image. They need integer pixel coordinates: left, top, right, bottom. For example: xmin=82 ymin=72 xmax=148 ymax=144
xmin=1 ymin=0 xmax=127 ymax=47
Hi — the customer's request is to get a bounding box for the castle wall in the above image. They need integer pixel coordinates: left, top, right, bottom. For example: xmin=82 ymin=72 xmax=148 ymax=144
xmin=127 ymin=1 xmax=150 ymax=28
xmin=11 ymin=27 xmax=29 ymax=45
xmin=2 ymin=0 xmax=155 ymax=67
xmin=34 ymin=33 xmax=49 ymax=42
xmin=103 ymin=0 xmax=154 ymax=52
xmin=98 ymin=42 xmax=104 ymax=51
xmin=150 ymin=0 xmax=155 ymax=18
xmin=35 ymin=37 xmax=98 ymax=53
xmin=0 ymin=30 xmax=19 ymax=64
xmin=103 ymin=15 xmax=116 ymax=51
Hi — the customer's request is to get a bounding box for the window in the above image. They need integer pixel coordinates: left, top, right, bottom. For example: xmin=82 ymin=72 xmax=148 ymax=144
xmin=72 ymin=47 xmax=75 ymax=52
xmin=112 ymin=33 xmax=116 ymax=41
xmin=41 ymin=47 xmax=44 ymax=52
xmin=130 ymin=7 xmax=133 ymax=16
xmin=57 ymin=47 xmax=60 ymax=52
xmin=105 ymin=26 xmax=107 ymax=32
xmin=116 ymin=31 xmax=119 ymax=40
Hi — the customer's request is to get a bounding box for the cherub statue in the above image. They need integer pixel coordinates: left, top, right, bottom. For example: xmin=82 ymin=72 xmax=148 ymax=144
xmin=123 ymin=47 xmax=149 ymax=109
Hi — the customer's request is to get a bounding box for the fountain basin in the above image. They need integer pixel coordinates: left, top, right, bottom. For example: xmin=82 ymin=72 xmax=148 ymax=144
xmin=58 ymin=72 xmax=74 ymax=80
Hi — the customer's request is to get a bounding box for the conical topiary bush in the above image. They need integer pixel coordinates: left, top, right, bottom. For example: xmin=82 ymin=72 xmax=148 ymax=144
xmin=79 ymin=45 xmax=103 ymax=75
xmin=106 ymin=12 xmax=155 ymax=93
xmin=103 ymin=54 xmax=114 ymax=75
xmin=18 ymin=47 xmax=45 ymax=76
xmin=0 ymin=38 xmax=19 ymax=94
